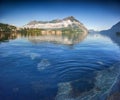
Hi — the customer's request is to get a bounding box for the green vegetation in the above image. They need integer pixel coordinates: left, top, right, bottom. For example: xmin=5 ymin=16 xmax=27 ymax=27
xmin=18 ymin=27 xmax=83 ymax=35
xmin=0 ymin=23 xmax=17 ymax=33
xmin=18 ymin=28 xmax=42 ymax=34
xmin=61 ymin=27 xmax=83 ymax=33
xmin=0 ymin=23 xmax=84 ymax=37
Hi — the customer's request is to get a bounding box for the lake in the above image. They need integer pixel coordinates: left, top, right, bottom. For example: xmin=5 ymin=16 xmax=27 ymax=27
xmin=0 ymin=32 xmax=120 ymax=100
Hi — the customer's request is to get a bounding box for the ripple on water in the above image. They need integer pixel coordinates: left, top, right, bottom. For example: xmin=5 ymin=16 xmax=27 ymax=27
xmin=55 ymin=62 xmax=120 ymax=100
xmin=49 ymin=60 xmax=106 ymax=82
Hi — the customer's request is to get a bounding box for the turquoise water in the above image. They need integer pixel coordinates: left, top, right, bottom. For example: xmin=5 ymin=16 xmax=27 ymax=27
xmin=0 ymin=33 xmax=120 ymax=100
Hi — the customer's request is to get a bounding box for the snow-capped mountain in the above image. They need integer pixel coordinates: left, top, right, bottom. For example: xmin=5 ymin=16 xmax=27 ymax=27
xmin=23 ymin=16 xmax=88 ymax=33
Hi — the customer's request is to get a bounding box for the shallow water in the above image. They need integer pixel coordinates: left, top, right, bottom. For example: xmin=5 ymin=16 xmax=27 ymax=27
xmin=0 ymin=33 xmax=120 ymax=100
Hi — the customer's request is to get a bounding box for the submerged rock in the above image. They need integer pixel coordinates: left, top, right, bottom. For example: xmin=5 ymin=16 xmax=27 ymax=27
xmin=55 ymin=62 xmax=120 ymax=100
xmin=107 ymin=63 xmax=120 ymax=100
xmin=37 ymin=59 xmax=50 ymax=71
xmin=30 ymin=53 xmax=41 ymax=60
xmin=55 ymin=82 xmax=73 ymax=100
xmin=107 ymin=92 xmax=120 ymax=100
xmin=23 ymin=51 xmax=41 ymax=60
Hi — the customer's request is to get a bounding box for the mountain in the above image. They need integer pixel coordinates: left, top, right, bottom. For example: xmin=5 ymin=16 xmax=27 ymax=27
xmin=23 ymin=16 xmax=88 ymax=34
xmin=88 ymin=29 xmax=99 ymax=34
xmin=100 ymin=21 xmax=120 ymax=46
xmin=100 ymin=21 xmax=120 ymax=34
xmin=110 ymin=21 xmax=120 ymax=32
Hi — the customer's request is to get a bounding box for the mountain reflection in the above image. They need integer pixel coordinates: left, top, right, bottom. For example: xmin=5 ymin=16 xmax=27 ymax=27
xmin=0 ymin=30 xmax=88 ymax=45
xmin=0 ymin=32 xmax=17 ymax=42
xmin=105 ymin=33 xmax=120 ymax=47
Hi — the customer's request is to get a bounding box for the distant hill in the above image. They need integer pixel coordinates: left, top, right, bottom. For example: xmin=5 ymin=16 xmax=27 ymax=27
xmin=23 ymin=16 xmax=88 ymax=34
xmin=110 ymin=21 xmax=120 ymax=33
xmin=88 ymin=29 xmax=99 ymax=34
xmin=100 ymin=21 xmax=120 ymax=35
xmin=100 ymin=21 xmax=120 ymax=46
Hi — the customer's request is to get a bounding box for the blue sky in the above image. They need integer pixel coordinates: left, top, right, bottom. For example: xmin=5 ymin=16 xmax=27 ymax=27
xmin=0 ymin=1 xmax=120 ymax=31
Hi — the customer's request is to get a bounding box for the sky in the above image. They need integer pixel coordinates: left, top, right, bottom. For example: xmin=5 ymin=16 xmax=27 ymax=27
xmin=0 ymin=0 xmax=120 ymax=31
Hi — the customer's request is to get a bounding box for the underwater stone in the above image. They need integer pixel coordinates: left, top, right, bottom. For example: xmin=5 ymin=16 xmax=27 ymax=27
xmin=30 ymin=53 xmax=41 ymax=60
xmin=55 ymin=62 xmax=120 ymax=100
xmin=37 ymin=59 xmax=50 ymax=71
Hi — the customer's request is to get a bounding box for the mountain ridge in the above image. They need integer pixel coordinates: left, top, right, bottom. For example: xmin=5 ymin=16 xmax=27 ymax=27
xmin=27 ymin=16 xmax=81 ymax=25
xmin=23 ymin=16 xmax=87 ymax=34
xmin=100 ymin=21 xmax=120 ymax=47
xmin=100 ymin=21 xmax=120 ymax=34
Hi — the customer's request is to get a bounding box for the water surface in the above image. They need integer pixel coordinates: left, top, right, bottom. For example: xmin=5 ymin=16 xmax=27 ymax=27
xmin=0 ymin=32 xmax=120 ymax=100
